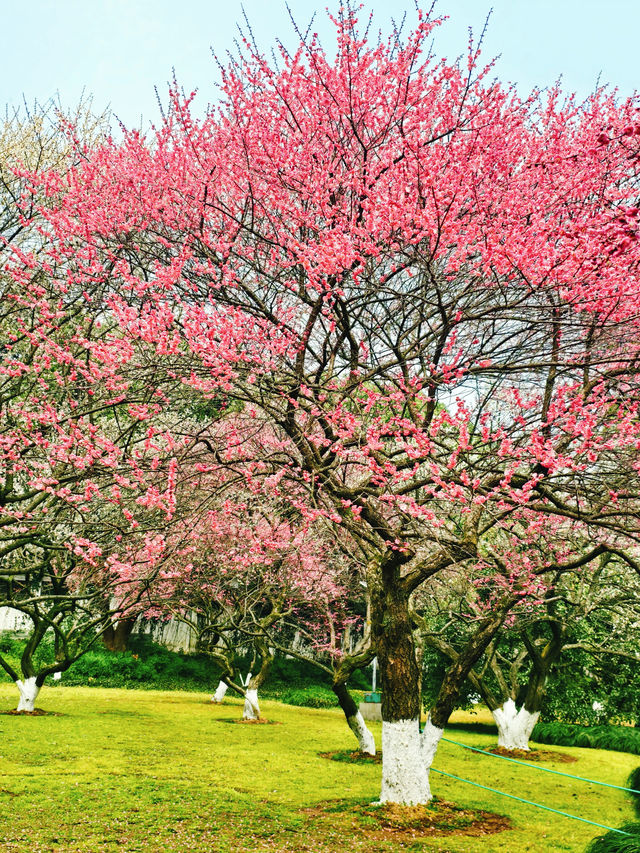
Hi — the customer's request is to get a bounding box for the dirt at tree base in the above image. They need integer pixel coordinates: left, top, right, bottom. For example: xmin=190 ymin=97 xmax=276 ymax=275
xmin=486 ymin=746 xmax=578 ymax=763
xmin=0 ymin=709 xmax=62 ymax=716
xmin=301 ymin=797 xmax=512 ymax=841
xmin=320 ymin=745 xmax=577 ymax=766
xmin=233 ymin=718 xmax=281 ymax=725
xmin=319 ymin=750 xmax=382 ymax=764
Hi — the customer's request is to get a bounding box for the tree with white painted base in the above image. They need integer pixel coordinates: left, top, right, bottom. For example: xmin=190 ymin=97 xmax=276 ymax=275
xmin=271 ymin=633 xmax=377 ymax=755
xmin=484 ymin=631 xmax=557 ymax=752
xmin=37 ymin=0 xmax=640 ymax=808
xmin=372 ymin=582 xmax=515 ymax=804
xmin=334 ymin=682 xmax=376 ymax=756
xmin=15 ymin=677 xmax=41 ymax=712
xmin=0 ymin=545 xmax=165 ymax=714
xmin=423 ymin=602 xmax=561 ymax=753
xmin=205 ymin=653 xmax=265 ymax=721
xmin=492 ymin=700 xmax=540 ymax=751
xmin=0 ymin=586 xmax=96 ymax=713
xmin=242 ymin=687 xmax=261 ymax=720
xmin=241 ymin=638 xmax=273 ymax=720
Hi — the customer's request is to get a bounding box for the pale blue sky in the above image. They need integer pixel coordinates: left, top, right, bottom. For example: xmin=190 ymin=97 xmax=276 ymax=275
xmin=2 ymin=1 xmax=637 ymax=128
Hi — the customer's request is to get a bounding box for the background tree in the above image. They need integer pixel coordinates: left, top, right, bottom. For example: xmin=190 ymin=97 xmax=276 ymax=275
xmin=0 ymin=101 xmax=206 ymax=710
xmin=149 ymin=478 xmax=378 ymax=749
xmin=422 ymin=551 xmax=640 ymax=749
xmin=0 ymin=533 xmax=168 ymax=711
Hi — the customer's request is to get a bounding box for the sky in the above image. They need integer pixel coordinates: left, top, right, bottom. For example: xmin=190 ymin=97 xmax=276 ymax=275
xmin=2 ymin=1 xmax=637 ymax=129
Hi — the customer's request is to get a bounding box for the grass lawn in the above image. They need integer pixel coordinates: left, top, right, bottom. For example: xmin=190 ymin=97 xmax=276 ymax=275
xmin=0 ymin=685 xmax=637 ymax=852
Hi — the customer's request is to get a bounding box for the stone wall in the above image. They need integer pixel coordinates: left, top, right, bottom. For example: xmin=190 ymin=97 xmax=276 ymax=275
xmin=0 ymin=606 xmax=31 ymax=635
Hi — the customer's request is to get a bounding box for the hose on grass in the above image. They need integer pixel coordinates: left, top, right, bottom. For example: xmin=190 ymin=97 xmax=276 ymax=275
xmin=440 ymin=737 xmax=640 ymax=795
xmin=430 ymin=768 xmax=633 ymax=837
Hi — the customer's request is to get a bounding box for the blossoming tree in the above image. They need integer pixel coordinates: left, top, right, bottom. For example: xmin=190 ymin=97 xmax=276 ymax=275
xmin=420 ymin=542 xmax=640 ymax=750
xmin=26 ymin=4 xmax=640 ymax=803
xmin=0 ymin=103 xmax=198 ymax=710
xmin=145 ymin=457 xmax=378 ymax=750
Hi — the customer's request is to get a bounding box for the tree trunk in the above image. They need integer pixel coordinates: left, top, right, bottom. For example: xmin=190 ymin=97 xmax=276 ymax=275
xmin=16 ymin=677 xmax=40 ymax=712
xmin=380 ymin=716 xmax=443 ymax=805
xmin=429 ymin=607 xmax=513 ymax=732
xmin=243 ymin=688 xmax=260 ymax=720
xmin=333 ymin=681 xmax=376 ymax=755
xmin=243 ymin=641 xmax=273 ymax=720
xmin=490 ymin=636 xmax=556 ymax=750
xmin=492 ymin=698 xmax=540 ymax=751
xmin=373 ymin=582 xmax=434 ymax=804
xmin=211 ymin=680 xmax=228 ymax=703
xmin=102 ymin=618 xmax=136 ymax=652
xmin=417 ymin=608 xmax=511 ymax=796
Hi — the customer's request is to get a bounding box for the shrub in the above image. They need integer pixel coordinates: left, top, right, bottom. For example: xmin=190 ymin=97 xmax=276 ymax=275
xmin=628 ymin=768 xmax=640 ymax=819
xmin=268 ymin=655 xmax=371 ymax=691
xmin=58 ymin=645 xmax=221 ymax=691
xmin=532 ymin=721 xmax=640 ymax=756
xmin=279 ymin=686 xmax=337 ymax=708
xmin=0 ymin=631 xmax=371 ymax=698
xmin=584 ymin=824 xmax=640 ymax=853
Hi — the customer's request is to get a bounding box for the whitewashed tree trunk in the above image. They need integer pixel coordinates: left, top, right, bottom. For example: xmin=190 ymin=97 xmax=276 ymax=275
xmin=347 ymin=711 xmax=376 ymax=756
xmin=243 ymin=688 xmax=260 ymax=720
xmin=492 ymin=698 xmax=540 ymax=751
xmin=379 ymin=718 xmax=443 ymax=805
xmin=211 ymin=680 xmax=228 ymax=703
xmin=16 ymin=677 xmax=40 ymax=712
xmin=422 ymin=718 xmax=444 ymax=769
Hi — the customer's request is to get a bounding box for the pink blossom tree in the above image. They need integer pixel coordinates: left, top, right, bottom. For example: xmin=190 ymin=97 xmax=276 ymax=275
xmin=0 ymin=104 xmax=202 ymax=711
xmin=417 ymin=531 xmax=638 ymax=751
xmin=24 ymin=3 xmax=640 ymax=803
xmin=145 ymin=464 xmax=378 ymax=750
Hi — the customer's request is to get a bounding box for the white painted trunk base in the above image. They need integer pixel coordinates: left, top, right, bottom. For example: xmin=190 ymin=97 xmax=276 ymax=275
xmin=347 ymin=712 xmax=376 ymax=756
xmin=16 ymin=677 xmax=40 ymax=712
xmin=492 ymin=699 xmax=540 ymax=751
xmin=243 ymin=688 xmax=260 ymax=720
xmin=211 ymin=681 xmax=228 ymax=703
xmin=379 ymin=718 xmax=443 ymax=805
xmin=422 ymin=719 xmax=443 ymax=769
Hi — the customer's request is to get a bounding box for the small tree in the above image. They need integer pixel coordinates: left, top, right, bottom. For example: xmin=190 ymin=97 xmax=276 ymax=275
xmin=423 ymin=552 xmax=640 ymax=749
xmin=151 ymin=486 xmax=377 ymax=747
xmin=0 ymin=546 xmax=156 ymax=711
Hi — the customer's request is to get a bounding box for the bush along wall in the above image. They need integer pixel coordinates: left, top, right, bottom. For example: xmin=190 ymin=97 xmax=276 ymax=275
xmin=532 ymin=721 xmax=640 ymax=756
xmin=0 ymin=634 xmax=369 ymax=701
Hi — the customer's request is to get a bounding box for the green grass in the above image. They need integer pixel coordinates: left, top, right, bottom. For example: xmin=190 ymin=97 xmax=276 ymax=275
xmin=0 ymin=686 xmax=638 ymax=852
